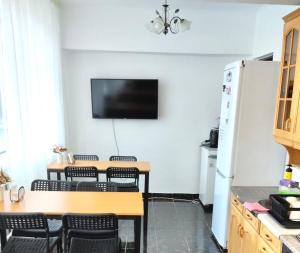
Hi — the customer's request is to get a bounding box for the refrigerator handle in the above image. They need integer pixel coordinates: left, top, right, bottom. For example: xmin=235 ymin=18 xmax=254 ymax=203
xmin=216 ymin=169 xmax=234 ymax=179
xmin=208 ymin=155 xmax=217 ymax=159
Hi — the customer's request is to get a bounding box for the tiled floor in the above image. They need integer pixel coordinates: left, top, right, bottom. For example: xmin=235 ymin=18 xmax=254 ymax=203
xmin=119 ymin=200 xmax=223 ymax=253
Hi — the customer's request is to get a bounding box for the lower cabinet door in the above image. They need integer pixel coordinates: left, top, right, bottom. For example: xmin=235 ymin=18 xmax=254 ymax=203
xmin=257 ymin=236 xmax=275 ymax=253
xmin=228 ymin=205 xmax=243 ymax=253
xmin=241 ymin=218 xmax=258 ymax=253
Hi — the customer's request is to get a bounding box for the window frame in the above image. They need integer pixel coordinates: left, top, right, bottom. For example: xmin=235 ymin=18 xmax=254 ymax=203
xmin=0 ymin=15 xmax=7 ymax=155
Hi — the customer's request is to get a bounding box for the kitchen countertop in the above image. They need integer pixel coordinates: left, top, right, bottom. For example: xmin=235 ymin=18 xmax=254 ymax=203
xmin=231 ymin=186 xmax=300 ymax=253
xmin=281 ymin=235 xmax=300 ymax=253
xmin=231 ymin=186 xmax=278 ymax=204
xmin=258 ymin=213 xmax=300 ymax=238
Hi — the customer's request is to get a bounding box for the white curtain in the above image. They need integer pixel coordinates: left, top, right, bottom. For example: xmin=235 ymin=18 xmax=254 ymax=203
xmin=0 ymin=0 xmax=65 ymax=186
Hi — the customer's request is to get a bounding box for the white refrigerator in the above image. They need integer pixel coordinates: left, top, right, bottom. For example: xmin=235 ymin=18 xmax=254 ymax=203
xmin=211 ymin=60 xmax=286 ymax=249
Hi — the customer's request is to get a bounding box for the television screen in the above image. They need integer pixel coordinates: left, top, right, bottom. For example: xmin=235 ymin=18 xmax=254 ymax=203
xmin=91 ymin=79 xmax=158 ymax=119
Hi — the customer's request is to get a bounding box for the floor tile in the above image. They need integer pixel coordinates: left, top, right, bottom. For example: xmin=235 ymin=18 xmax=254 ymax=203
xmin=121 ymin=200 xmax=222 ymax=253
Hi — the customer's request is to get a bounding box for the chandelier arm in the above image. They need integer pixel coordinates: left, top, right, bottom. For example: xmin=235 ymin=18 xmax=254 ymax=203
xmin=169 ymin=16 xmax=182 ymax=34
xmin=170 ymin=16 xmax=183 ymax=22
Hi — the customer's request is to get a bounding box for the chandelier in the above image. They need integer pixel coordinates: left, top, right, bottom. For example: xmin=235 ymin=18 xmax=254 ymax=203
xmin=145 ymin=0 xmax=192 ymax=35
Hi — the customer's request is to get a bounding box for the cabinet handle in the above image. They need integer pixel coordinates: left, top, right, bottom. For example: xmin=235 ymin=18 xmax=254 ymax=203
xmin=246 ymin=214 xmax=252 ymax=221
xmin=233 ymin=199 xmax=239 ymax=207
xmin=237 ymin=224 xmax=242 ymax=235
xmin=285 ymin=118 xmax=292 ymax=131
xmin=294 ymin=90 xmax=300 ymax=133
xmin=264 ymin=233 xmax=272 ymax=242
xmin=240 ymin=226 xmax=244 ymax=238
xmin=262 ymin=247 xmax=267 ymax=252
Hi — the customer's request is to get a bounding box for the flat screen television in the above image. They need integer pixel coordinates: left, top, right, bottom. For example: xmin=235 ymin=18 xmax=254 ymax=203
xmin=91 ymin=79 xmax=158 ymax=119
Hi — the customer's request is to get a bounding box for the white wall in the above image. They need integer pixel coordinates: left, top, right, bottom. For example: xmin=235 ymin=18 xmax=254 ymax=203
xmin=61 ymin=2 xmax=300 ymax=193
xmin=61 ymin=2 xmax=257 ymax=55
xmin=62 ymin=50 xmax=242 ymax=193
xmin=252 ymin=5 xmax=298 ymax=60
xmin=251 ymin=5 xmax=300 ymax=179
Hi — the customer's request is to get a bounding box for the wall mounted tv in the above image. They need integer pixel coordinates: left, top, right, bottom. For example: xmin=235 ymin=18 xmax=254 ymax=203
xmin=91 ymin=79 xmax=158 ymax=119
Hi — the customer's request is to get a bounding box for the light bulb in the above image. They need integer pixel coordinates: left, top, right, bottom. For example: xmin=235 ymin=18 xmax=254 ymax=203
xmin=153 ymin=17 xmax=164 ymax=34
xmin=180 ymin=19 xmax=191 ymax=32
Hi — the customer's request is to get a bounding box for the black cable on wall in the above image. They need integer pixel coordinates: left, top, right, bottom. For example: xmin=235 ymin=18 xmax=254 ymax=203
xmin=112 ymin=119 xmax=119 ymax=156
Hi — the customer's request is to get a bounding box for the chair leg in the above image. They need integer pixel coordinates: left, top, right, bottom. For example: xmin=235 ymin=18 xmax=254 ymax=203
xmin=57 ymin=238 xmax=62 ymax=253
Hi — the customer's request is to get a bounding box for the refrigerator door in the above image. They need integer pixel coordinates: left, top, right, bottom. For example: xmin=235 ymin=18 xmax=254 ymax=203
xmin=217 ymin=63 xmax=242 ymax=177
xmin=211 ymin=170 xmax=233 ymax=249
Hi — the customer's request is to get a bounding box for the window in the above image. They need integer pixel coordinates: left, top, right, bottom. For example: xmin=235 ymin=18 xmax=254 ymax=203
xmin=0 ymin=13 xmax=7 ymax=155
xmin=0 ymin=87 xmax=7 ymax=154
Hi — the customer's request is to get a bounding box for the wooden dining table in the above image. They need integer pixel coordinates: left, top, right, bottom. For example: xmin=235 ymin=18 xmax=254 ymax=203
xmin=0 ymin=191 xmax=144 ymax=253
xmin=47 ymin=160 xmax=151 ymax=233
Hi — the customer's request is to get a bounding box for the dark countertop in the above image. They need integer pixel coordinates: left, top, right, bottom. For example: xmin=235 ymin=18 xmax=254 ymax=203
xmin=281 ymin=235 xmax=300 ymax=253
xmin=231 ymin=186 xmax=300 ymax=253
xmin=231 ymin=186 xmax=278 ymax=204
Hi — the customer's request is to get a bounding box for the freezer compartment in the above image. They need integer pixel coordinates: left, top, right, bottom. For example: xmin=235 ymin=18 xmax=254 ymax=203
xmin=211 ymin=170 xmax=233 ymax=249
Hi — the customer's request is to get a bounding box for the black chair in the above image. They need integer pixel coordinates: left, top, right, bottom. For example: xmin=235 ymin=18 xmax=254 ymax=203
xmin=73 ymin=154 xmax=99 ymax=161
xmin=76 ymin=181 xmax=117 ymax=192
xmin=109 ymin=155 xmax=137 ymax=162
xmin=0 ymin=213 xmax=61 ymax=253
xmin=69 ymin=238 xmax=118 ymax=253
xmin=106 ymin=167 xmax=139 ymax=192
xmin=12 ymin=180 xmax=70 ymax=247
xmin=65 ymin=166 xmax=98 ymax=182
xmin=31 ymin=179 xmax=72 ymax=191
xmin=62 ymin=214 xmax=120 ymax=253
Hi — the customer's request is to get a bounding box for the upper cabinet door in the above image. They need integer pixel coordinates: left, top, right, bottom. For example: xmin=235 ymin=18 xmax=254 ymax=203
xmin=273 ymin=9 xmax=300 ymax=165
xmin=291 ymin=24 xmax=300 ymax=148
xmin=274 ymin=26 xmax=299 ymax=145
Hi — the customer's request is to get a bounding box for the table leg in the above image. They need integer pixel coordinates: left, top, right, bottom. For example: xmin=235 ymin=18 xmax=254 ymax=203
xmin=47 ymin=170 xmax=51 ymax=180
xmin=57 ymin=172 xmax=61 ymax=180
xmin=0 ymin=229 xmax=6 ymax=249
xmin=134 ymin=217 xmax=141 ymax=253
xmin=143 ymin=172 xmax=149 ymax=233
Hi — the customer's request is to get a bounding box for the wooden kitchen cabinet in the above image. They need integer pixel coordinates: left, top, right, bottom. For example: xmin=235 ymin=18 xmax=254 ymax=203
xmin=228 ymin=204 xmax=259 ymax=253
xmin=228 ymin=205 xmax=243 ymax=253
xmin=260 ymin=223 xmax=282 ymax=253
xmin=274 ymin=8 xmax=300 ymax=164
xmin=258 ymin=236 xmax=276 ymax=253
xmin=228 ymin=196 xmax=282 ymax=253
xmin=241 ymin=217 xmax=259 ymax=253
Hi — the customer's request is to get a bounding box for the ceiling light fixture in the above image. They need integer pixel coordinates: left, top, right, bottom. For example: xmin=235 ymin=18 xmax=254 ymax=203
xmin=145 ymin=0 xmax=191 ymax=35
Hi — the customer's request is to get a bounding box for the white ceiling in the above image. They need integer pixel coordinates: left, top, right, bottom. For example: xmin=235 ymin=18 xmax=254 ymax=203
xmin=59 ymin=0 xmax=300 ymax=6
xmin=206 ymin=0 xmax=300 ymax=4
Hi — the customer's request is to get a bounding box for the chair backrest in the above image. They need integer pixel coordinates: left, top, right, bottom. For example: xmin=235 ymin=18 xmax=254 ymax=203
xmin=106 ymin=167 xmax=139 ymax=181
xmin=0 ymin=213 xmax=49 ymax=234
xmin=63 ymin=214 xmax=118 ymax=232
xmin=31 ymin=179 xmax=72 ymax=191
xmin=73 ymin=154 xmax=99 ymax=161
xmin=63 ymin=213 xmax=118 ymax=250
xmin=69 ymin=238 xmax=118 ymax=253
xmin=106 ymin=168 xmax=139 ymax=191
xmin=109 ymin=156 xmax=137 ymax=162
xmin=76 ymin=181 xmax=117 ymax=192
xmin=65 ymin=166 xmax=98 ymax=181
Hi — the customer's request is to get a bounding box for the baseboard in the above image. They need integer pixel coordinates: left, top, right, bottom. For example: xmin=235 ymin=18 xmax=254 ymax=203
xmin=147 ymin=193 xmax=199 ymax=201
xmin=199 ymin=200 xmax=214 ymax=213
xmin=211 ymin=233 xmax=228 ymax=252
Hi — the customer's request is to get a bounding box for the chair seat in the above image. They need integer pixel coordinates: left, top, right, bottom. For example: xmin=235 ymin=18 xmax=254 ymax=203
xmin=69 ymin=237 xmax=119 ymax=253
xmin=12 ymin=219 xmax=62 ymax=237
xmin=115 ymin=182 xmax=139 ymax=192
xmin=2 ymin=236 xmax=59 ymax=253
